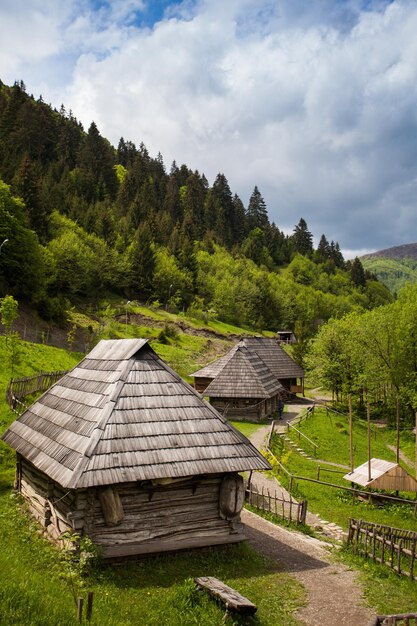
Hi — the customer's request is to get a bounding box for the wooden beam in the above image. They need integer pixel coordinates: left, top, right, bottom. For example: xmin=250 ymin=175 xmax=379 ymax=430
xmin=195 ymin=576 xmax=257 ymax=615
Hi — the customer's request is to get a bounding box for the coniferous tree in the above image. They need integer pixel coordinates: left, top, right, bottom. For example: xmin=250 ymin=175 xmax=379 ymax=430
xmin=163 ymin=176 xmax=183 ymax=225
xmin=232 ymin=194 xmax=246 ymax=244
xmin=350 ymin=257 xmax=366 ymax=288
xmin=12 ymin=153 xmax=48 ymax=241
xmin=205 ymin=173 xmax=234 ymax=247
xmin=128 ymin=222 xmax=155 ymax=298
xmin=330 ymin=241 xmax=345 ymax=268
xmin=316 ymin=234 xmax=331 ymax=262
xmin=292 ymin=218 xmax=314 ymax=257
xmin=246 ymin=186 xmax=269 ymax=233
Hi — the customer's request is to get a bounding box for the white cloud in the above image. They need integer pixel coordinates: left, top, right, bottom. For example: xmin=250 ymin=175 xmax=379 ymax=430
xmin=2 ymin=0 xmax=417 ymax=254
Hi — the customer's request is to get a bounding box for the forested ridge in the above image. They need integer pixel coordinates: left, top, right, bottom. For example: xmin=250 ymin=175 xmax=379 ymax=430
xmin=0 ymin=80 xmax=392 ymax=334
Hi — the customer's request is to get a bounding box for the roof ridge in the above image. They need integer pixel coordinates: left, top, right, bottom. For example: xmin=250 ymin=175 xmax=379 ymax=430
xmin=66 ymin=356 xmax=136 ymax=488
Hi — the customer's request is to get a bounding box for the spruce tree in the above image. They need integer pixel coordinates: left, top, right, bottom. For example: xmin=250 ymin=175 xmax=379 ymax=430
xmin=246 ymin=186 xmax=269 ymax=233
xmin=292 ymin=218 xmax=314 ymax=256
xmin=350 ymin=257 xmax=366 ymax=287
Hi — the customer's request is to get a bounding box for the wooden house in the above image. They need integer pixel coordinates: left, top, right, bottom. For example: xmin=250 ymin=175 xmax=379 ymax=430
xmin=344 ymin=459 xmax=417 ymax=493
xmin=192 ymin=337 xmax=304 ymax=399
xmin=202 ymin=343 xmax=284 ymax=422
xmin=276 ymin=330 xmax=297 ymax=344
xmin=2 ymin=339 xmax=270 ymax=559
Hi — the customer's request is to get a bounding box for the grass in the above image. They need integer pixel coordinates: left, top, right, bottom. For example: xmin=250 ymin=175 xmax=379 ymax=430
xmin=292 ymin=407 xmax=400 ymax=467
xmin=0 ymin=489 xmax=304 ymax=626
xmin=230 ymin=421 xmax=266 ymax=438
xmin=337 ymin=547 xmax=417 ymax=616
xmin=132 ymin=304 xmax=260 ymax=337
xmin=269 ymin=408 xmax=417 ymax=532
xmin=0 ymin=489 xmax=305 ymax=626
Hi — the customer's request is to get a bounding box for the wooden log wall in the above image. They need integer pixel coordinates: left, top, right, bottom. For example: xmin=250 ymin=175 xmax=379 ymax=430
xmin=89 ymin=474 xmax=245 ymax=559
xmin=348 ymin=518 xmax=417 ymax=580
xmin=212 ymin=400 xmax=264 ymax=423
xmin=19 ymin=459 xmax=77 ymax=542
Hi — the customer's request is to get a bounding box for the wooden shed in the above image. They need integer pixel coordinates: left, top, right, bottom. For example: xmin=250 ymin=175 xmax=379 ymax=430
xmin=192 ymin=337 xmax=304 ymax=398
xmin=2 ymin=338 xmax=270 ymax=559
xmin=202 ymin=343 xmax=284 ymax=422
xmin=276 ymin=330 xmax=297 ymax=345
xmin=344 ymin=459 xmax=417 ymax=493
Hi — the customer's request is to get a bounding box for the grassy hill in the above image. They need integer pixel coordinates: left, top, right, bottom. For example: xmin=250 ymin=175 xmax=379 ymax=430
xmin=361 ymin=243 xmax=417 ymax=293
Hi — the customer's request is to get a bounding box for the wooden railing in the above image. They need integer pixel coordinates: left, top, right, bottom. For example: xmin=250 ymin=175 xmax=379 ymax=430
xmin=245 ymin=483 xmax=307 ymax=525
xmin=6 ymin=370 xmax=68 ymax=415
xmin=348 ymin=518 xmax=417 ymax=580
xmin=287 ymin=422 xmax=318 ymax=456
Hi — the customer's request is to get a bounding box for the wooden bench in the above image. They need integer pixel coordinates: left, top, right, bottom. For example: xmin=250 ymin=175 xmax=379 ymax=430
xmin=194 ymin=576 xmax=257 ymax=616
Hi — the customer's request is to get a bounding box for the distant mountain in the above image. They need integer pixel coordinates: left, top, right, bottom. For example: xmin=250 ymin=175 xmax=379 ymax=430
xmin=361 ymin=243 xmax=417 ymax=294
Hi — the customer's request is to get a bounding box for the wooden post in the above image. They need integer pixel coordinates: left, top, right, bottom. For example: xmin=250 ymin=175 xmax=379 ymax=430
xmin=86 ymin=591 xmax=94 ymax=622
xmin=367 ymin=402 xmax=372 ymax=483
xmin=349 ymin=394 xmax=354 ymax=473
xmin=415 ymin=411 xmax=417 ymax=480
xmin=396 ymin=398 xmax=400 ymax=465
xmin=397 ymin=539 xmax=403 ymax=575
xmin=77 ymin=598 xmax=84 ymax=624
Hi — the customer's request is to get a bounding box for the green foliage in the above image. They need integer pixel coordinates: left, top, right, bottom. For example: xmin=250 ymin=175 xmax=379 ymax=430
xmin=0 ymin=80 xmax=392 ymax=337
xmin=307 ymin=283 xmax=417 ymax=416
xmin=0 ymin=294 xmax=18 ymax=334
xmin=361 ymin=254 xmax=417 ymax=294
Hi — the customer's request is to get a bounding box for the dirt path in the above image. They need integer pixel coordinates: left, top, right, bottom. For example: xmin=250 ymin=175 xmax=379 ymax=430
xmin=242 ymin=509 xmax=374 ymax=625
xmin=245 ymin=402 xmax=376 ymax=623
xmin=387 ymin=444 xmax=414 ymax=469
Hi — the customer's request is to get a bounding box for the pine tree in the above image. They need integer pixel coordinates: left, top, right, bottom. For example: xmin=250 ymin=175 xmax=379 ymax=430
xmin=292 ymin=218 xmax=314 ymax=256
xmin=350 ymin=257 xmax=366 ymax=287
xmin=12 ymin=153 xmax=48 ymax=241
xmin=204 ymin=173 xmax=234 ymax=247
xmin=246 ymin=186 xmax=269 ymax=233
xmin=232 ymin=194 xmax=246 ymax=244
xmin=330 ymin=241 xmax=345 ymax=268
xmin=128 ymin=222 xmax=155 ymax=298
xmin=316 ymin=234 xmax=331 ymax=262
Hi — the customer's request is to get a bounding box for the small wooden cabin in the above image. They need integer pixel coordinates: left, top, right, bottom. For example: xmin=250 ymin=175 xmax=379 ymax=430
xmin=276 ymin=330 xmax=297 ymax=344
xmin=2 ymin=339 xmax=270 ymax=559
xmin=203 ymin=344 xmax=284 ymax=422
xmin=192 ymin=337 xmax=305 ymax=398
xmin=344 ymin=459 xmax=417 ymax=493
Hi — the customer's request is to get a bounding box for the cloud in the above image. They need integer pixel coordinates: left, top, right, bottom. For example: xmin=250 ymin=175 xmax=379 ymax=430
xmin=2 ymin=0 xmax=417 ymax=254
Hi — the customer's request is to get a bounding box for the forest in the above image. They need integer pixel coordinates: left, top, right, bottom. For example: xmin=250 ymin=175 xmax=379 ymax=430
xmin=0 ymin=79 xmax=392 ymax=338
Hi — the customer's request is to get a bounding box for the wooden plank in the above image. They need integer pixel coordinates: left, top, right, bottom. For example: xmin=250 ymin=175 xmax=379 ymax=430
xmin=101 ymin=533 xmax=245 ymax=559
xmin=194 ymin=577 xmax=257 ymax=615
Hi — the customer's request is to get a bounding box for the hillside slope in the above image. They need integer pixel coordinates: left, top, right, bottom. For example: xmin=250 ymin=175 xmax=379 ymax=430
xmin=361 ymin=243 xmax=417 ymax=293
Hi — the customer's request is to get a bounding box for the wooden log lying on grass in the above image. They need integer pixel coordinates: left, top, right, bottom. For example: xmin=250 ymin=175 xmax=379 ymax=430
xmin=194 ymin=576 xmax=257 ymax=615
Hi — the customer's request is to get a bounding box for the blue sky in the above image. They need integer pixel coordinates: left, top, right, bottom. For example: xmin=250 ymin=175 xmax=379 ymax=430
xmin=0 ymin=0 xmax=415 ymax=257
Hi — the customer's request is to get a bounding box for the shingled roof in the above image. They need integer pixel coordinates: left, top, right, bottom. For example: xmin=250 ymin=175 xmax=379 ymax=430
xmin=243 ymin=337 xmax=304 ymax=379
xmin=2 ymin=339 xmax=270 ymax=489
xmin=192 ymin=337 xmax=304 ymax=381
xmin=204 ymin=344 xmax=284 ymax=398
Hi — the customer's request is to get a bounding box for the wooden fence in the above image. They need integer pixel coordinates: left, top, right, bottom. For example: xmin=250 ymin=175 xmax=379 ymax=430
xmin=348 ymin=518 xmax=417 ymax=580
xmin=6 ymin=370 xmax=68 ymax=415
xmin=245 ymin=483 xmax=307 ymax=525
xmin=369 ymin=613 xmax=417 ymax=626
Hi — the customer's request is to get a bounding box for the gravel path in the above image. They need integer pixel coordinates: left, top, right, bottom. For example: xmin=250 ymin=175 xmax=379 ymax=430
xmin=242 ymin=509 xmax=374 ymax=625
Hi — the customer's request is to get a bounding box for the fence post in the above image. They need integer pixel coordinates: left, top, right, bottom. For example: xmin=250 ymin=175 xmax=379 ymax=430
xmin=397 ymin=539 xmax=403 ymax=575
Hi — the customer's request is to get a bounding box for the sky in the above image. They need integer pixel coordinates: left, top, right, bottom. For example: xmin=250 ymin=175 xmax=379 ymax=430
xmin=0 ymin=0 xmax=416 ymax=257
